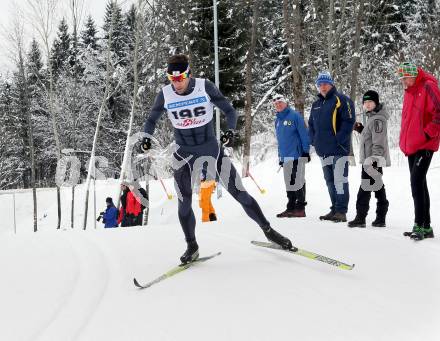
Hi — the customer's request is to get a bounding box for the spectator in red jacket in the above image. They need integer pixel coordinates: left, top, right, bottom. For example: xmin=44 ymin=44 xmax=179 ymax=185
xmin=398 ymin=62 xmax=440 ymax=240
xmin=118 ymin=183 xmax=148 ymax=227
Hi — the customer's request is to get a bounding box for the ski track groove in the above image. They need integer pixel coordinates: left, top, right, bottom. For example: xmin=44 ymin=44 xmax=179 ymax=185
xmin=29 ymin=236 xmax=80 ymax=341
xmin=36 ymin=233 xmax=110 ymax=341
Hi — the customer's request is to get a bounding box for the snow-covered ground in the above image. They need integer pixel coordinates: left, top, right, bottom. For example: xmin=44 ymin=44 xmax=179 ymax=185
xmin=1 ymin=153 xmax=440 ymax=341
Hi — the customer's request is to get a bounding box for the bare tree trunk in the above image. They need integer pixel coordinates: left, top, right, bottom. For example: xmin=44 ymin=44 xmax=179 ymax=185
xmin=349 ymin=0 xmax=364 ymax=166
xmin=26 ymin=0 xmax=62 ymax=229
xmin=83 ymin=3 xmax=117 ymax=230
xmin=119 ymin=0 xmax=143 ymax=185
xmin=284 ymin=0 xmax=305 ymax=115
xmin=334 ymin=0 xmax=348 ymax=77
xmin=69 ymin=0 xmax=85 ymax=229
xmin=350 ymin=0 xmax=364 ymax=101
xmin=327 ymin=0 xmax=335 ymax=73
xmin=14 ymin=14 xmax=38 ymax=232
xmin=242 ymin=0 xmax=260 ymax=178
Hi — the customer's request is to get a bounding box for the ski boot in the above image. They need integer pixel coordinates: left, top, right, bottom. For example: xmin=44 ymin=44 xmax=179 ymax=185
xmin=180 ymin=240 xmax=199 ymax=264
xmin=319 ymin=211 xmax=335 ymax=221
xmin=262 ymin=226 xmax=296 ymax=251
xmin=409 ymin=225 xmax=434 ymax=241
xmin=348 ymin=215 xmax=366 ymax=228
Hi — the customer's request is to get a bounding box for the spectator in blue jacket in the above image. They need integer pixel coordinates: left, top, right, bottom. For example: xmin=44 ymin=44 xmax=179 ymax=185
xmin=100 ymin=197 xmax=118 ymax=228
xmin=274 ymin=94 xmax=310 ymax=218
xmin=308 ymin=72 xmax=355 ymax=222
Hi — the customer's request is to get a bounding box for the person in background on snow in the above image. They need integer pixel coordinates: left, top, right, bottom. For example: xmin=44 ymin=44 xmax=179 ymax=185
xmin=348 ymin=90 xmax=390 ymax=228
xmin=118 ymin=184 xmax=129 ymax=227
xmin=199 ymin=167 xmax=217 ymax=223
xmin=140 ymin=54 xmax=293 ymax=264
xmin=308 ymin=71 xmax=355 ymax=223
xmin=118 ymin=184 xmax=147 ymax=227
xmin=99 ymin=197 xmax=119 ymax=228
xmin=273 ymin=94 xmax=310 ymax=218
xmin=398 ymin=62 xmax=440 ymax=240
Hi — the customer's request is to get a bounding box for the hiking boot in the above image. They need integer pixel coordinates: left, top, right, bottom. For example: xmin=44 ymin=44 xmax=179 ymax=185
xmin=291 ymin=208 xmax=306 ymax=218
xmin=330 ymin=212 xmax=347 ymax=223
xmin=262 ymin=226 xmax=294 ymax=250
xmin=276 ymin=209 xmax=295 ymax=218
xmin=372 ymin=216 xmax=386 ymax=227
xmin=180 ymin=240 xmax=199 ymax=264
xmin=348 ymin=215 xmax=366 ymax=228
xmin=409 ymin=225 xmax=435 ymax=241
xmin=319 ymin=211 xmax=335 ymax=221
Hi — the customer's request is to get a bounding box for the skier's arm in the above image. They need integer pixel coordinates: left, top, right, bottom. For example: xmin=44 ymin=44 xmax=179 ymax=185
xmin=205 ymin=80 xmax=238 ymax=130
xmin=143 ymin=90 xmax=166 ymax=136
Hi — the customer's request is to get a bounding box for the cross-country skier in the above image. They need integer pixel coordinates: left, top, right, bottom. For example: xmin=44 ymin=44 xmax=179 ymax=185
xmin=140 ymin=54 xmax=292 ymax=263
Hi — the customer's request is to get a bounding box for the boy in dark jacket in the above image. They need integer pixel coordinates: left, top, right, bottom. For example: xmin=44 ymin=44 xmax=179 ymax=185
xmin=273 ymin=94 xmax=310 ymax=218
xmin=348 ymin=90 xmax=390 ymax=228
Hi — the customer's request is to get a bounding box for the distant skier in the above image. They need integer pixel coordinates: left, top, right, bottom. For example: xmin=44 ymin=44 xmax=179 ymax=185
xmin=348 ymin=91 xmax=390 ymax=228
xmin=273 ymin=94 xmax=310 ymax=218
xmin=398 ymin=62 xmax=440 ymax=240
xmin=141 ymin=54 xmax=292 ymax=263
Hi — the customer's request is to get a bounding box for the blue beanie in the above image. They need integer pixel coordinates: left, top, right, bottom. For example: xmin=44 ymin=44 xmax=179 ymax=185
xmin=315 ymin=71 xmax=334 ymax=87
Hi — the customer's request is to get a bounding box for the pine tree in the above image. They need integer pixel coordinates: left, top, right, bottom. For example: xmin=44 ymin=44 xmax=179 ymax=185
xmin=81 ymin=15 xmax=99 ymax=50
xmin=51 ymin=18 xmax=72 ymax=78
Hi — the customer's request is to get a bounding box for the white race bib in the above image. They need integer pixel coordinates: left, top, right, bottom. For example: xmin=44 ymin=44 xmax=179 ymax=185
xmin=163 ymin=78 xmax=214 ymax=129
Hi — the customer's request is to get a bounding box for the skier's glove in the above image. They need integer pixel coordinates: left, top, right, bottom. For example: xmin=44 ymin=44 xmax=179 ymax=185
xmin=140 ymin=137 xmax=152 ymax=153
xmin=279 ymin=160 xmax=284 ymax=167
xmin=353 ymin=122 xmax=364 ymax=133
xmin=301 ymin=152 xmax=311 ymax=163
xmin=220 ymin=130 xmax=234 ymax=147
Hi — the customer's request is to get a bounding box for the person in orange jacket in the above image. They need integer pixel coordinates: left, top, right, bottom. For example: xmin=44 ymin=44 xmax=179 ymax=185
xmin=199 ymin=168 xmax=217 ymax=222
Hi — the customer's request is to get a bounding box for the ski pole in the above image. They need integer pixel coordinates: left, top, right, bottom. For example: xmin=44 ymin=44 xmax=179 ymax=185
xmin=158 ymin=177 xmax=173 ymax=200
xmin=247 ymin=171 xmax=266 ymax=194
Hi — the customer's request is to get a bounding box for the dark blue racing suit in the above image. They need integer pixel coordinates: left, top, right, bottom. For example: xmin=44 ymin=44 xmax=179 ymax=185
xmin=144 ymin=78 xmax=270 ymax=242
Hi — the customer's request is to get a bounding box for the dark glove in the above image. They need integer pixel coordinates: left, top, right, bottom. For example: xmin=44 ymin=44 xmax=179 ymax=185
xmin=301 ymin=152 xmax=311 ymax=163
xmin=353 ymin=122 xmax=364 ymax=133
xmin=220 ymin=130 xmax=234 ymax=147
xmin=279 ymin=160 xmax=284 ymax=167
xmin=140 ymin=137 xmax=151 ymax=153
xmin=371 ymin=161 xmax=378 ymax=169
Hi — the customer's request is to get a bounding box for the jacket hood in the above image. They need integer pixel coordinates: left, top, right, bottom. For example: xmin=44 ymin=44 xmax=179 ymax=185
xmin=366 ymin=103 xmax=390 ymax=120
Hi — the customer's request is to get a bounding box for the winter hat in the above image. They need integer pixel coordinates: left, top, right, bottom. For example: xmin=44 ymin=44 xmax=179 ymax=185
xmin=106 ymin=197 xmax=113 ymax=204
xmin=272 ymin=94 xmax=287 ymax=103
xmin=362 ymin=90 xmax=379 ymax=106
xmin=315 ymin=71 xmax=335 ymax=87
xmin=397 ymin=62 xmax=418 ymax=79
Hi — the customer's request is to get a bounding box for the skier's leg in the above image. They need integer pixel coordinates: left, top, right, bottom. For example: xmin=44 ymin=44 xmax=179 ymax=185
xmin=173 ymin=153 xmax=196 ymax=242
